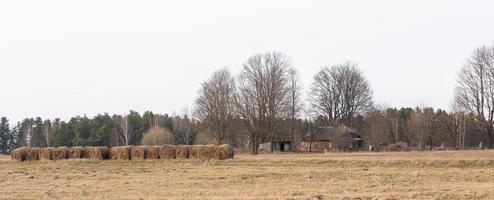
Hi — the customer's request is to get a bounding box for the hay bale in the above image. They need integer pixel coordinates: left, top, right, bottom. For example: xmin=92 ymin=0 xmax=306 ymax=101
xmin=87 ymin=146 xmax=110 ymax=160
xmin=25 ymin=148 xmax=41 ymax=161
xmin=68 ymin=146 xmax=84 ymax=159
xmin=214 ymin=144 xmax=234 ymax=159
xmin=175 ymin=145 xmax=188 ymax=159
xmin=110 ymin=146 xmax=131 ymax=160
xmin=11 ymin=147 xmax=27 ymax=161
xmin=130 ymin=146 xmax=147 ymax=160
xmin=189 ymin=145 xmax=215 ymax=159
xmin=160 ymin=145 xmax=176 ymax=159
xmin=39 ymin=147 xmax=55 ymax=160
xmin=146 ymin=146 xmax=160 ymax=159
xmin=52 ymin=147 xmax=68 ymax=160
xmin=384 ymin=142 xmax=408 ymax=152
xmin=82 ymin=147 xmax=91 ymax=158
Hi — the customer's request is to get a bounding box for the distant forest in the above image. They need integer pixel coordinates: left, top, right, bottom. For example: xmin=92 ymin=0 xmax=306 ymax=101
xmin=1 ymin=44 xmax=494 ymax=154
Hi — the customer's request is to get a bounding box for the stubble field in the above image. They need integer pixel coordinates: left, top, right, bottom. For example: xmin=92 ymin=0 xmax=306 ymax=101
xmin=1 ymin=150 xmax=493 ymax=199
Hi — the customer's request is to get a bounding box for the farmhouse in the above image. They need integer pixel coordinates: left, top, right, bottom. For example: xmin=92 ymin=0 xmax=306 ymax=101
xmin=299 ymin=125 xmax=362 ymax=152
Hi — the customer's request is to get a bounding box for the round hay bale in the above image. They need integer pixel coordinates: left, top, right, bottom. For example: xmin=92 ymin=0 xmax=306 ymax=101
xmin=146 ymin=146 xmax=160 ymax=159
xmin=67 ymin=146 xmax=84 ymax=159
xmin=159 ymin=145 xmax=176 ymax=159
xmin=25 ymin=148 xmax=41 ymax=161
xmin=39 ymin=147 xmax=55 ymax=160
xmin=110 ymin=146 xmax=131 ymax=160
xmin=87 ymin=146 xmax=110 ymax=160
xmin=189 ymin=145 xmax=215 ymax=159
xmin=82 ymin=147 xmax=91 ymax=158
xmin=175 ymin=145 xmax=188 ymax=159
xmin=11 ymin=147 xmax=27 ymax=161
xmin=52 ymin=147 xmax=68 ymax=160
xmin=130 ymin=146 xmax=147 ymax=160
xmin=214 ymin=144 xmax=234 ymax=159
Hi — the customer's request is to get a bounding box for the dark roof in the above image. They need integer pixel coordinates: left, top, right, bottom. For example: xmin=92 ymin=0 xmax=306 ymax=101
xmin=304 ymin=125 xmax=360 ymax=141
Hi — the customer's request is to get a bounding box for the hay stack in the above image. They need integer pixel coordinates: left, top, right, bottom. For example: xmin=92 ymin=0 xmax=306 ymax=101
xmin=67 ymin=146 xmax=84 ymax=159
xmin=160 ymin=145 xmax=176 ymax=159
xmin=39 ymin=147 xmax=55 ymax=160
xmin=52 ymin=147 xmax=68 ymax=160
xmin=110 ymin=146 xmax=131 ymax=160
xmin=82 ymin=147 xmax=91 ymax=158
xmin=130 ymin=146 xmax=147 ymax=160
xmin=87 ymin=146 xmax=110 ymax=160
xmin=384 ymin=142 xmax=408 ymax=152
xmin=214 ymin=144 xmax=234 ymax=159
xmin=25 ymin=148 xmax=41 ymax=161
xmin=11 ymin=147 xmax=27 ymax=161
xmin=189 ymin=145 xmax=215 ymax=159
xmin=146 ymin=146 xmax=160 ymax=159
xmin=175 ymin=145 xmax=188 ymax=159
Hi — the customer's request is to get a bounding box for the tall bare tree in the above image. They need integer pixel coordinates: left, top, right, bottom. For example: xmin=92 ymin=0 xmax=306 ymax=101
xmin=308 ymin=62 xmax=373 ymax=125
xmin=288 ymin=69 xmax=303 ymax=150
xmin=235 ymin=52 xmax=293 ymax=154
xmin=455 ymin=45 xmax=494 ymax=148
xmin=43 ymin=119 xmax=52 ymax=147
xmin=117 ymin=115 xmax=132 ymax=146
xmin=195 ymin=68 xmax=236 ymax=145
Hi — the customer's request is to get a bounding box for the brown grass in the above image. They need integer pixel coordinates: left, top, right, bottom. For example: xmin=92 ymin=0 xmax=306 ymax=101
xmin=1 ymin=150 xmax=494 ymax=199
xmin=145 ymin=146 xmax=160 ymax=159
xmin=130 ymin=146 xmax=147 ymax=160
xmin=110 ymin=146 xmax=131 ymax=160
xmin=67 ymin=146 xmax=84 ymax=159
xmin=160 ymin=145 xmax=176 ymax=159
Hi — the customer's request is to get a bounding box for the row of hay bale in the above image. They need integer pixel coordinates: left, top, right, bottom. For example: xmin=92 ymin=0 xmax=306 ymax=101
xmin=109 ymin=144 xmax=234 ymax=160
xmin=11 ymin=146 xmax=110 ymax=161
xmin=11 ymin=144 xmax=234 ymax=161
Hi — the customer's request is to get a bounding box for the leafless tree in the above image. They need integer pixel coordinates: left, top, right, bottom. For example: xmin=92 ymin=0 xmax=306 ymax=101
xmin=235 ymin=52 xmax=293 ymax=154
xmin=363 ymin=106 xmax=394 ymax=147
xmin=22 ymin=121 xmax=33 ymax=148
xmin=288 ymin=69 xmax=303 ymax=150
xmin=409 ymin=107 xmax=434 ymax=150
xmin=308 ymin=62 xmax=373 ymax=125
xmin=117 ymin=115 xmax=132 ymax=146
xmin=43 ymin=120 xmax=52 ymax=147
xmin=455 ymin=45 xmax=494 ymax=148
xmin=172 ymin=107 xmax=196 ymax=145
xmin=195 ymin=68 xmax=236 ymax=145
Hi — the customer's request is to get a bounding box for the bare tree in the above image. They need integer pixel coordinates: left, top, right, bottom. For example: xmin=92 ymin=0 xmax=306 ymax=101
xmin=195 ymin=68 xmax=236 ymax=145
xmin=43 ymin=120 xmax=52 ymax=147
xmin=308 ymin=62 xmax=373 ymax=125
xmin=23 ymin=121 xmax=33 ymax=148
xmin=235 ymin=52 xmax=293 ymax=154
xmin=455 ymin=45 xmax=494 ymax=148
xmin=288 ymin=69 xmax=303 ymax=150
xmin=172 ymin=107 xmax=197 ymax=145
xmin=117 ymin=115 xmax=132 ymax=146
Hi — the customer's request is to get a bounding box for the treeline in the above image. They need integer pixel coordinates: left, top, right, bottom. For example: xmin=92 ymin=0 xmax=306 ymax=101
xmin=0 ymin=111 xmax=198 ymax=154
xmin=1 ymin=44 xmax=494 ymax=154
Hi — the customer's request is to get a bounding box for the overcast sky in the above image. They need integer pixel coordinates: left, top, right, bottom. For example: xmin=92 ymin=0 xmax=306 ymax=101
xmin=1 ymin=0 xmax=494 ymax=123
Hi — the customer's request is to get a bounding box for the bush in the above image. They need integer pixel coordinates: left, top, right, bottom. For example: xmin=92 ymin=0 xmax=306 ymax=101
xmin=140 ymin=127 xmax=175 ymax=146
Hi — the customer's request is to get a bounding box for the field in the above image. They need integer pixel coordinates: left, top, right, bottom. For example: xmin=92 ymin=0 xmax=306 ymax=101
xmin=1 ymin=150 xmax=494 ymax=200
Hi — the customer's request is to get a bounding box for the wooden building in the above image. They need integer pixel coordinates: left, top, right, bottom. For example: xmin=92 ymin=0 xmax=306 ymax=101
xmin=299 ymin=125 xmax=362 ymax=152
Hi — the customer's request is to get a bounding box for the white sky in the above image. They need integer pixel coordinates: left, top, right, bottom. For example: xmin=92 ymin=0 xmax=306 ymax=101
xmin=1 ymin=0 xmax=494 ymax=123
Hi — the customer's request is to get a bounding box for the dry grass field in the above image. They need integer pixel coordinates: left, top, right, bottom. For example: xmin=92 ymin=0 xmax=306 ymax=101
xmin=1 ymin=150 xmax=494 ymax=200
